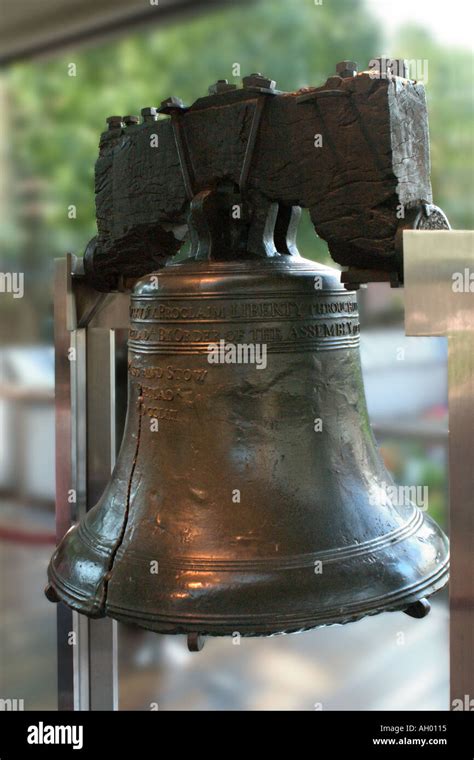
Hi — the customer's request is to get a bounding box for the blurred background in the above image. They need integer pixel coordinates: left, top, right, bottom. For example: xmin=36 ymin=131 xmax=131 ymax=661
xmin=0 ymin=0 xmax=472 ymax=710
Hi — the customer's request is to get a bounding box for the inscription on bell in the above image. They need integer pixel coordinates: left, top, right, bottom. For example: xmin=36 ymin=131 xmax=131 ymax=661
xmin=143 ymin=386 xmax=179 ymax=402
xmin=129 ymin=320 xmax=359 ymax=344
xmin=128 ymin=362 xmax=208 ymax=383
xmin=130 ymin=304 xmax=225 ymax=320
xmin=144 ymin=405 xmax=179 ymax=421
xmin=130 ymin=298 xmax=358 ymax=322
xmin=229 ymin=300 xmax=358 ymax=319
xmin=291 ymin=321 xmax=360 ymax=339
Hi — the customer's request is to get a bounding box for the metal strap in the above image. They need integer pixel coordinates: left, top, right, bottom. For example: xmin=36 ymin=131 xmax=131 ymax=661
xmin=171 ymin=95 xmax=268 ymax=203
xmin=170 ymin=114 xmax=195 ymax=201
xmin=238 ymin=95 xmax=267 ymax=196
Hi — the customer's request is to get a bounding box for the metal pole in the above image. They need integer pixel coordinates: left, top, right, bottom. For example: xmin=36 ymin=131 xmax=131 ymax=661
xmin=53 ymin=256 xmax=75 ymax=711
xmin=86 ymin=328 xmax=118 ymax=711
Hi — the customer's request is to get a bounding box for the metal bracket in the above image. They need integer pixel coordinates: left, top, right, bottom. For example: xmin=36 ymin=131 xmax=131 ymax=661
xmin=238 ymin=95 xmax=267 ymax=196
xmin=341 ymin=268 xmax=401 ymax=290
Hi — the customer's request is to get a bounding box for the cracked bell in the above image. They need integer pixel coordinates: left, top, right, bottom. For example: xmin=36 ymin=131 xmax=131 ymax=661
xmin=46 ymin=255 xmax=449 ymax=636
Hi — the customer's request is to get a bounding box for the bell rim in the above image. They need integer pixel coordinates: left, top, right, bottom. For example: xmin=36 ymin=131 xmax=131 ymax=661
xmin=47 ymin=553 xmax=449 ymax=635
xmin=104 ymin=560 xmax=449 ymax=636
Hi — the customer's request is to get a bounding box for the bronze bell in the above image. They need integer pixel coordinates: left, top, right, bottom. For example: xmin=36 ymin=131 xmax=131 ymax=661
xmin=47 ymin=257 xmax=449 ymax=635
xmin=47 ymin=67 xmax=450 ymax=640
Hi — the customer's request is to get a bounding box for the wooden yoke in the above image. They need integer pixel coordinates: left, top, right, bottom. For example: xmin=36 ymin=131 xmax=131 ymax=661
xmin=84 ymin=61 xmax=449 ymax=292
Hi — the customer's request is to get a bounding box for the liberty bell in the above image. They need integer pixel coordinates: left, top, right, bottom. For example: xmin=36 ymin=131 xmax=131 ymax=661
xmin=46 ymin=63 xmax=450 ymax=644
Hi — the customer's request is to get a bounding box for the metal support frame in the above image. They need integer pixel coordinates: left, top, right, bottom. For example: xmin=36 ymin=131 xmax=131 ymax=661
xmin=54 ymin=254 xmax=129 ymax=710
xmin=404 ymin=230 xmax=474 ymax=706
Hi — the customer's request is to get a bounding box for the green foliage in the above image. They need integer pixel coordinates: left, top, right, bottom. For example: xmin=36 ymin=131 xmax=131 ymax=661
xmin=3 ymin=0 xmax=380 ymax=263
xmin=381 ymin=438 xmax=448 ymax=529
xmin=1 ymin=0 xmax=472 ymax=267
xmin=391 ymin=24 xmax=474 ymax=232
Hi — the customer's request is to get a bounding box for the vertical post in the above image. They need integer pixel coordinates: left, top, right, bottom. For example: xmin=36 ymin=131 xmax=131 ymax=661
xmin=54 ymin=256 xmax=128 ymax=710
xmin=54 ymin=256 xmax=90 ymax=710
xmin=448 ymin=332 xmax=474 ymax=702
xmin=53 ymin=257 xmax=75 ymax=711
xmin=72 ymin=326 xmax=89 ymax=711
xmin=404 ymin=229 xmax=474 ymax=706
xmin=86 ymin=328 xmax=118 ymax=711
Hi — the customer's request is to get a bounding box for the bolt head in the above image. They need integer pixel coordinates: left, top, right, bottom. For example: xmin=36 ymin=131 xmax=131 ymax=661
xmin=157 ymin=96 xmax=187 ymax=114
xmin=208 ymin=79 xmax=237 ymax=95
xmin=123 ymin=115 xmax=139 ymax=126
xmin=242 ymin=72 xmax=276 ymax=90
xmin=106 ymin=115 xmax=123 ymax=129
xmin=336 ymin=60 xmax=357 ymax=78
xmin=141 ymin=106 xmax=158 ymax=121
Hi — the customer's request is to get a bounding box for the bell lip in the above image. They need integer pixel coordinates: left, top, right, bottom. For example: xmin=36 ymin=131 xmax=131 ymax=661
xmin=46 ymin=511 xmax=449 ymax=634
xmin=102 ymin=558 xmax=449 ymax=636
xmin=45 ymin=559 xmax=449 ymax=634
xmin=46 ymin=562 xmax=106 ymax=619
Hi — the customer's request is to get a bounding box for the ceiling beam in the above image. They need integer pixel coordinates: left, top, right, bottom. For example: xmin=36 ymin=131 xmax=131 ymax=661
xmin=0 ymin=0 xmax=244 ymax=67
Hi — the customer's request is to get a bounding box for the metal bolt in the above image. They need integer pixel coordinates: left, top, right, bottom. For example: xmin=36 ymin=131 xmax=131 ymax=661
xmin=123 ymin=115 xmax=139 ymax=127
xmin=208 ymin=79 xmax=237 ymax=95
xmin=404 ymin=598 xmax=431 ymax=619
xmin=106 ymin=115 xmax=123 ymax=130
xmin=336 ymin=61 xmax=357 ymax=78
xmin=141 ymin=107 xmax=158 ymax=123
xmin=157 ymin=96 xmax=187 ymax=115
xmin=187 ymin=632 xmax=206 ymax=652
xmin=242 ymin=72 xmax=276 ymax=91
